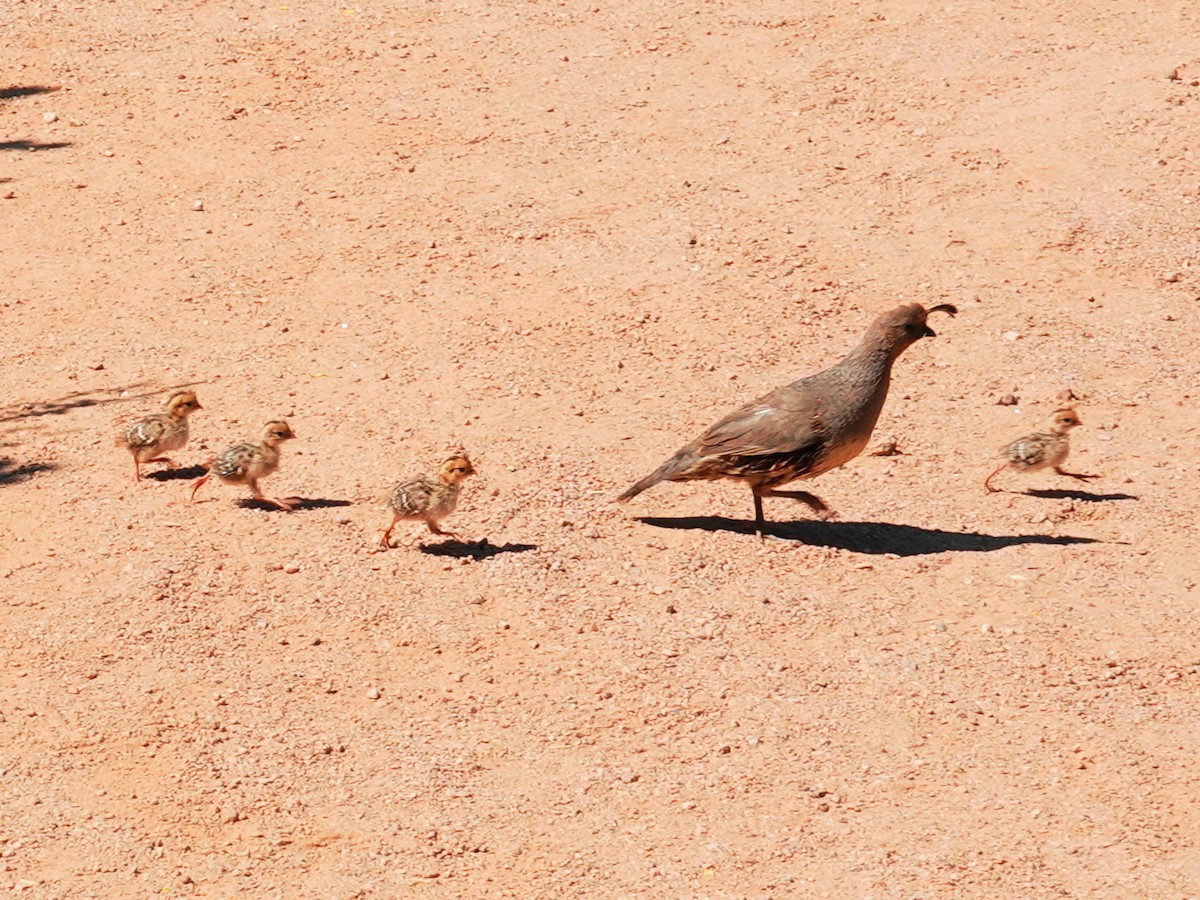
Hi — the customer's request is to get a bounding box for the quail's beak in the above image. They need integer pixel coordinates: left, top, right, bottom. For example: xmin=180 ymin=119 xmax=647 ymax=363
xmin=194 ymin=402 xmax=203 ymax=410
xmin=923 ymin=325 xmax=937 ymax=338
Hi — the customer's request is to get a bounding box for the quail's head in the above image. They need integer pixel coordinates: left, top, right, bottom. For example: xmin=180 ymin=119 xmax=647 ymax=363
xmin=439 ymin=454 xmax=476 ymax=484
xmin=166 ymin=390 xmax=203 ymax=417
xmin=874 ymin=302 xmax=958 ymax=355
xmin=262 ymin=419 xmax=296 ymax=444
xmin=1049 ymin=408 xmax=1082 ymax=432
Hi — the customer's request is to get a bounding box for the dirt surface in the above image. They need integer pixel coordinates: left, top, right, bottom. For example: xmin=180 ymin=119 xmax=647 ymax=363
xmin=3 ymin=0 xmax=1200 ymax=896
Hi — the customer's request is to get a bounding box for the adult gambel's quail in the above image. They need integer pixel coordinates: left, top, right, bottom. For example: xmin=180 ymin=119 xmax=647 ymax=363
xmin=617 ymin=302 xmax=957 ymax=536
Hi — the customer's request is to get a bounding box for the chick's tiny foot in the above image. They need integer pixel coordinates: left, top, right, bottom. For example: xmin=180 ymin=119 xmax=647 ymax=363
xmin=1056 ymin=467 xmax=1099 ymax=482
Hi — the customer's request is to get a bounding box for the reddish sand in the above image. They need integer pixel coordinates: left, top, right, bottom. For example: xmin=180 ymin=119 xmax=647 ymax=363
xmin=3 ymin=1 xmax=1199 ymax=895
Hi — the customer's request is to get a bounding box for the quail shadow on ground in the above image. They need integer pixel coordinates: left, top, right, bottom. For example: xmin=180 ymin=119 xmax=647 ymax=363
xmin=418 ymin=539 xmax=538 ymax=560
xmin=637 ymin=516 xmax=1100 ymax=556
xmin=146 ymin=465 xmax=208 ymax=482
xmin=0 ymin=458 xmax=57 ymax=485
xmin=0 ymin=381 xmax=202 ymax=426
xmin=0 ymin=140 xmax=72 ymax=152
xmin=1023 ymin=488 xmax=1138 ymax=502
xmin=1 ymin=86 xmax=61 ymax=101
xmin=235 ymin=497 xmax=353 ymax=512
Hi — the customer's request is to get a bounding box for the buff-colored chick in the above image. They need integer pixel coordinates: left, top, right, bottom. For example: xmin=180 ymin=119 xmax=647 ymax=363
xmin=191 ymin=419 xmax=297 ymax=510
xmin=985 ymin=407 xmax=1097 ymax=492
xmin=379 ymin=453 xmax=476 ymax=549
xmin=117 ymin=390 xmax=202 ymax=481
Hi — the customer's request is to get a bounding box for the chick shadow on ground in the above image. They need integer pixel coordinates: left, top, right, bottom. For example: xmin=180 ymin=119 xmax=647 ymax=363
xmin=0 ymin=458 xmax=57 ymax=485
xmin=419 ymin=539 xmax=538 ymax=560
xmin=146 ymin=465 xmax=208 ymax=482
xmin=235 ymin=497 xmax=353 ymax=512
xmin=637 ymin=516 xmax=1100 ymax=556
xmin=1022 ymin=488 xmax=1138 ymax=502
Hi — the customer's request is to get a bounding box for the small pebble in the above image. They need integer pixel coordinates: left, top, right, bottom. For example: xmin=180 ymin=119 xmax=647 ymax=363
xmin=192 ymin=199 xmax=204 ymax=211
xmin=366 ymin=686 xmax=381 ymax=700
xmin=43 ymin=111 xmax=58 ymax=123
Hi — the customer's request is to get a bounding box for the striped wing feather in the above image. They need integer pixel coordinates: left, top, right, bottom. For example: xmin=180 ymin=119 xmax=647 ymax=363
xmin=123 ymin=415 xmax=170 ymax=449
xmin=389 ymin=477 xmax=437 ymax=516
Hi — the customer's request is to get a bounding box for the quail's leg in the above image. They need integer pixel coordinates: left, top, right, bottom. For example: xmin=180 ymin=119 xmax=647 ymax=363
xmin=249 ymin=479 xmax=295 ymax=511
xmin=189 ymin=474 xmax=210 ymax=503
xmin=133 ymin=458 xmax=143 ymax=482
xmin=379 ymin=514 xmax=399 ymax=550
xmin=763 ymin=489 xmax=835 ymax=520
xmin=1054 ymin=465 xmax=1099 ymax=482
xmin=426 ymin=520 xmax=461 ymax=540
xmin=983 ymin=464 xmax=1006 ymax=493
xmin=751 ymin=492 xmax=766 ymax=540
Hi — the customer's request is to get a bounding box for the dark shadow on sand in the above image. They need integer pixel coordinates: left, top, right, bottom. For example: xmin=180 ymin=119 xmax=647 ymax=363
xmin=146 ymin=465 xmax=208 ymax=482
xmin=1023 ymin=488 xmax=1138 ymax=502
xmin=0 ymin=458 xmax=57 ymax=485
xmin=419 ymin=539 xmax=538 ymax=560
xmin=0 ymin=382 xmax=203 ymax=426
xmin=637 ymin=516 xmax=1100 ymax=556
xmin=0 ymin=86 xmax=60 ymax=102
xmin=235 ymin=497 xmax=353 ymax=512
xmin=0 ymin=140 xmax=72 ymax=152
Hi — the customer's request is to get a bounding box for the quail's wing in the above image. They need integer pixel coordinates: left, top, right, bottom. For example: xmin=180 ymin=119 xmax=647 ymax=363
xmin=696 ymin=382 xmax=828 ymax=459
xmin=213 ymin=442 xmax=260 ymax=479
xmin=1003 ymin=432 xmax=1050 ymax=465
xmin=389 ymin=477 xmax=437 ymax=515
xmin=122 ymin=414 xmax=170 ymax=450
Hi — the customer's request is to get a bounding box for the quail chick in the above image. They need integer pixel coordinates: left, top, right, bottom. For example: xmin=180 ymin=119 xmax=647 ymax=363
xmin=117 ymin=390 xmax=202 ymax=481
xmin=984 ymin=407 xmax=1097 ymax=492
xmin=190 ymin=419 xmax=297 ymax=510
xmin=379 ymin=453 xmax=476 ymax=549
xmin=616 ymin=302 xmax=958 ymax=537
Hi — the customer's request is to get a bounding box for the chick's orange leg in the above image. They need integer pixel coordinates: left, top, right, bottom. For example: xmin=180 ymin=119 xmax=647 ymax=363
xmin=1054 ymin=466 xmax=1099 ymax=482
xmin=189 ymin=474 xmax=210 ymax=503
xmin=247 ymin=479 xmax=294 ymax=511
xmin=379 ymin=515 xmax=399 ymax=550
xmin=425 ymin=521 xmax=461 ymax=540
xmin=983 ymin=464 xmax=1006 ymax=493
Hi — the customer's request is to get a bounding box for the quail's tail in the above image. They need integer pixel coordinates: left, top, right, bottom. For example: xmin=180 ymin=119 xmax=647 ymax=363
xmin=615 ymin=451 xmax=695 ymax=502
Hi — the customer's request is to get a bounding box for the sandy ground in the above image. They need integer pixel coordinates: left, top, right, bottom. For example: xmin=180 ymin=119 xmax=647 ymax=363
xmin=3 ymin=0 xmax=1200 ymax=896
